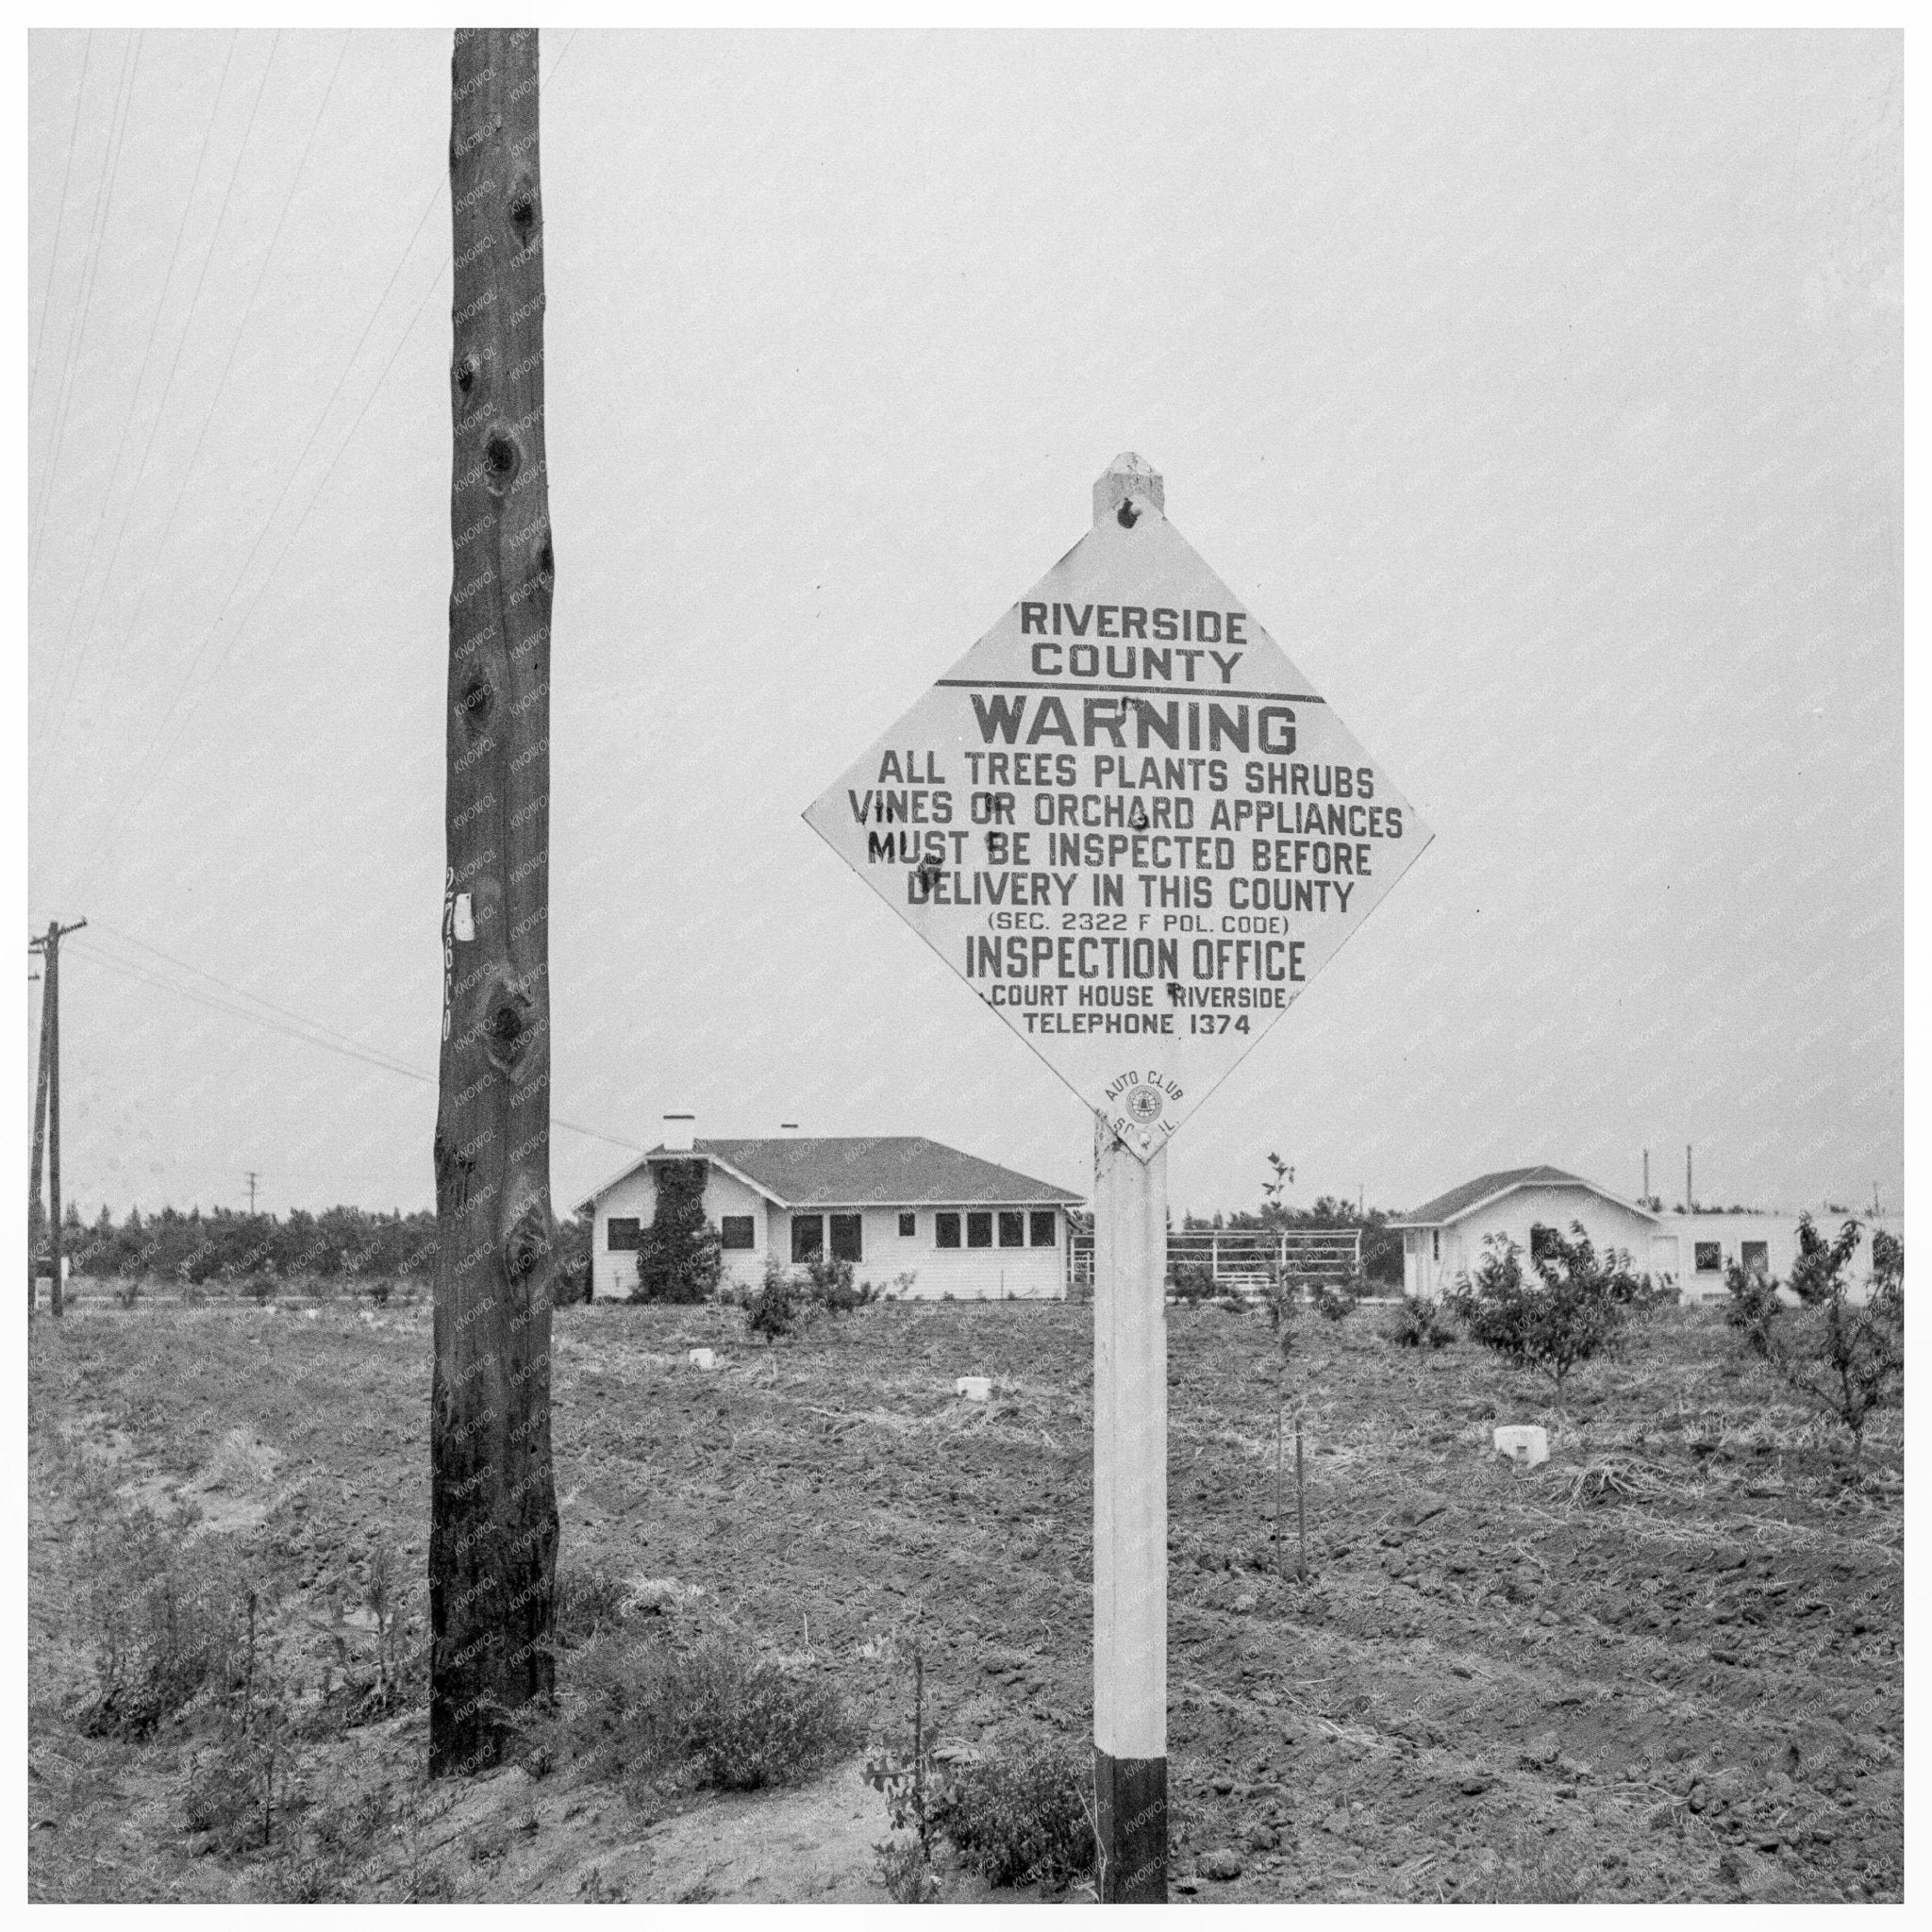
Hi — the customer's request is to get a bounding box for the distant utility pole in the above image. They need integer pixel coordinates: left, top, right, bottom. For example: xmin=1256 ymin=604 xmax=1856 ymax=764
xmin=1642 ymin=1147 xmax=1649 ymax=1206
xmin=429 ymin=27 xmax=558 ymax=1779
xmin=27 ymin=919 xmax=86 ymax=1316
xmin=245 ymin=1171 xmax=259 ymax=1216
xmin=1686 ymin=1144 xmax=1693 ymax=1212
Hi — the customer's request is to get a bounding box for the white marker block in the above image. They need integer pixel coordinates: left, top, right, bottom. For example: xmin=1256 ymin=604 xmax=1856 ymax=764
xmin=1493 ymin=1424 xmax=1548 ymax=1467
xmin=955 ymin=1375 xmax=991 ymax=1401
xmin=687 ymin=1348 xmax=716 ymax=1371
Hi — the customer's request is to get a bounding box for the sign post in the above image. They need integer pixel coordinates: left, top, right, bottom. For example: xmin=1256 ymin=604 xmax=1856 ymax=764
xmin=808 ymin=455 xmax=1431 ymax=1898
xmin=1092 ymin=1110 xmax=1168 ymax=1898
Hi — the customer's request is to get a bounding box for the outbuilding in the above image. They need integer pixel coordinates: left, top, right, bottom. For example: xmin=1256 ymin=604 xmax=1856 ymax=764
xmin=1393 ymin=1164 xmax=1903 ymax=1306
xmin=1392 ymin=1166 xmax=1674 ymax=1300
xmin=581 ymin=1118 xmax=1083 ymax=1302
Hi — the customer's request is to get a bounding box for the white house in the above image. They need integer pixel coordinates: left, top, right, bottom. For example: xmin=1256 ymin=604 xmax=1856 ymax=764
xmin=1392 ymin=1165 xmax=1902 ymax=1306
xmin=581 ymin=1118 xmax=1084 ymax=1302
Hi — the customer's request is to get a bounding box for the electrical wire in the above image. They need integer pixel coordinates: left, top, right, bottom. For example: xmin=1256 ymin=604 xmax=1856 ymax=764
xmin=31 ymin=30 xmax=141 ymax=578
xmin=32 ymin=33 xmax=242 ymax=768
xmin=65 ymin=28 xmax=582 ymax=906
xmin=29 ymin=32 xmax=94 ymax=395
xmin=67 ymin=930 xmax=643 ymax=1154
xmin=34 ymin=30 xmax=281 ymax=808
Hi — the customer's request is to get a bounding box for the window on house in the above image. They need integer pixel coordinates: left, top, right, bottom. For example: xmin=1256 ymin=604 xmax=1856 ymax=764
xmin=1740 ymin=1241 xmax=1769 ymax=1279
xmin=1694 ymin=1241 xmax=1722 ymax=1274
xmin=607 ymin=1217 xmax=641 ymax=1252
xmin=1431 ymin=1229 xmax=1440 ymax=1262
xmin=720 ymin=1216 xmax=755 ymax=1251
xmin=935 ymin=1212 xmax=960 ymax=1249
xmin=830 ymin=1213 xmax=862 ymax=1262
xmin=1029 ymin=1210 xmax=1056 ymax=1247
xmin=998 ymin=1210 xmax=1024 ymax=1248
xmin=791 ymin=1215 xmax=824 ymax=1263
xmin=967 ymin=1211 xmax=993 ymax=1249
xmin=1529 ymin=1224 xmax=1557 ymax=1262
xmin=898 ymin=1212 xmax=916 ymax=1237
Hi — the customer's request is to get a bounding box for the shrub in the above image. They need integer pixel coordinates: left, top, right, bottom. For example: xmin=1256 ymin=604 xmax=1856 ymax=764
xmin=1383 ymin=1291 xmax=1455 ymax=1349
xmin=1447 ymin=1224 xmax=1626 ymax=1401
xmin=1310 ymin=1272 xmax=1358 ymax=1322
xmin=1729 ymin=1216 xmax=1903 ymax=1471
xmin=113 ymin=1277 xmax=142 ymax=1310
xmin=1169 ymin=1260 xmax=1217 ymax=1305
xmin=632 ymin=1160 xmax=724 ymax=1305
xmin=941 ymin=1735 xmax=1096 ymax=1892
xmin=1723 ymin=1255 xmax=1782 ymax=1351
xmin=80 ymin=1510 xmax=246 ymax=1737
xmin=632 ymin=1630 xmax=848 ymax=1790
xmin=746 ymin=1259 xmax=804 ymax=1341
xmin=876 ymin=1833 xmax=943 ymax=1903
xmin=805 ymin=1255 xmax=876 ymax=1314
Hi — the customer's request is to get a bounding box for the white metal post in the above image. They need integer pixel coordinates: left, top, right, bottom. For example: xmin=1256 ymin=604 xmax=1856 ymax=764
xmin=1093 ymin=1110 xmax=1167 ymax=1900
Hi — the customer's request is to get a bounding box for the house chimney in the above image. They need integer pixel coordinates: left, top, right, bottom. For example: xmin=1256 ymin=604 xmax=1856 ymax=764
xmin=663 ymin=1112 xmax=695 ymax=1154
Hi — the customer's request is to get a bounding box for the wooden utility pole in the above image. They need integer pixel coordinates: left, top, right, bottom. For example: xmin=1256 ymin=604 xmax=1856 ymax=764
xmin=430 ymin=25 xmax=558 ymax=1778
xmin=29 ymin=955 xmax=52 ymax=1314
xmin=1092 ymin=1113 xmax=1167 ymax=1902
xmin=28 ymin=920 xmax=85 ymax=1316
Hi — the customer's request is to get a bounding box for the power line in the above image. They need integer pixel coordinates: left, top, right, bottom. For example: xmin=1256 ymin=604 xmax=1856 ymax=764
xmin=66 ymin=932 xmax=642 ymax=1154
xmin=32 ymin=32 xmax=241 ymax=768
xmin=71 ymin=242 xmax=445 ymax=900
xmin=63 ymin=32 xmax=340 ymax=834
xmin=32 ymin=30 xmax=280 ymax=821
xmin=66 ymin=29 xmax=582 ymax=903
xmin=29 ymin=32 xmax=95 ymax=395
xmin=31 ymin=30 xmax=141 ymax=579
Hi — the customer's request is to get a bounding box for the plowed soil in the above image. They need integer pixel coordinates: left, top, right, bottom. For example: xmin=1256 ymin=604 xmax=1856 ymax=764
xmin=27 ymin=1292 xmax=1903 ymax=1902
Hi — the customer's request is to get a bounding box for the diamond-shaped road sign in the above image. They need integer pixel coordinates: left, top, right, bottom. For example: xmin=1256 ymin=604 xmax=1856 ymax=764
xmin=806 ymin=455 xmax=1432 ymax=1159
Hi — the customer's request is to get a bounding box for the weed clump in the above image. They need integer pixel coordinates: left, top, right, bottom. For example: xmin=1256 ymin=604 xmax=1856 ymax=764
xmin=747 ymin=1259 xmax=803 ymax=1341
xmin=1310 ymin=1272 xmax=1359 ymax=1322
xmin=555 ymin=1562 xmax=630 ymax=1647
xmin=1383 ymin=1291 xmax=1455 ymax=1349
xmin=644 ymin=1632 xmax=848 ymax=1789
xmin=942 ymin=1736 xmax=1097 ymax=1892
xmin=558 ymin=1626 xmax=848 ymax=1795
xmin=79 ymin=1508 xmax=246 ymax=1737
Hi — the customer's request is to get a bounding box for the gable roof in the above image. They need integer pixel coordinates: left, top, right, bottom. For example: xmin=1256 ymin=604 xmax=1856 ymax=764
xmin=580 ymin=1137 xmax=1083 ymax=1213
xmin=1391 ymin=1166 xmax=1658 ymax=1229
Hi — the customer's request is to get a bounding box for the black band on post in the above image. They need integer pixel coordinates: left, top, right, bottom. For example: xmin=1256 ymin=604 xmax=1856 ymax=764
xmin=1095 ymin=1748 xmax=1167 ymax=1902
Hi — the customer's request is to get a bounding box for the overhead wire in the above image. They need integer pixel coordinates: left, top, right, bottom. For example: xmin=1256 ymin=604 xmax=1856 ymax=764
xmin=29 ymin=31 xmax=94 ymax=395
xmin=69 ymin=27 xmax=581 ymax=904
xmin=33 ymin=32 xmax=242 ymax=768
xmin=67 ymin=926 xmax=643 ymax=1155
xmin=32 ymin=29 xmax=278 ymax=818
xmin=63 ymin=31 xmax=338 ymax=849
xmin=31 ymin=29 xmax=142 ymax=580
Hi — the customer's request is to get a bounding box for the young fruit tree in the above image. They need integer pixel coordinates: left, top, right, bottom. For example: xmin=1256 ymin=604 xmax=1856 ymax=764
xmin=1727 ymin=1215 xmax=1903 ymax=1473
xmin=1447 ymin=1222 xmax=1641 ymax=1402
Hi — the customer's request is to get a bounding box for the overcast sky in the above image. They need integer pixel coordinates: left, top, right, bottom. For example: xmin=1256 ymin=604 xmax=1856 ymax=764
xmin=26 ymin=28 xmax=1902 ymax=1224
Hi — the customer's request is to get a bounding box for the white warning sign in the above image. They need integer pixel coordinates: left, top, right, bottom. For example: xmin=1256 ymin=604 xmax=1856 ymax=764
xmin=806 ymin=458 xmax=1432 ymax=1158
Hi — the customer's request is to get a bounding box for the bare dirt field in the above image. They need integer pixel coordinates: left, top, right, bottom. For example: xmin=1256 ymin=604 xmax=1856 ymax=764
xmin=27 ymin=1291 xmax=1903 ymax=1902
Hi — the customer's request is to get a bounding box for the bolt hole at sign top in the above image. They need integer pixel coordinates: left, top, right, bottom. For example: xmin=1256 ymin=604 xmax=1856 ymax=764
xmin=1117 ymin=499 xmax=1140 ymax=528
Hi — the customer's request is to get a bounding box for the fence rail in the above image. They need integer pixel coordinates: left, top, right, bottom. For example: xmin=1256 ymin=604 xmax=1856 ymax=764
xmin=1064 ymin=1227 xmax=1362 ymax=1299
